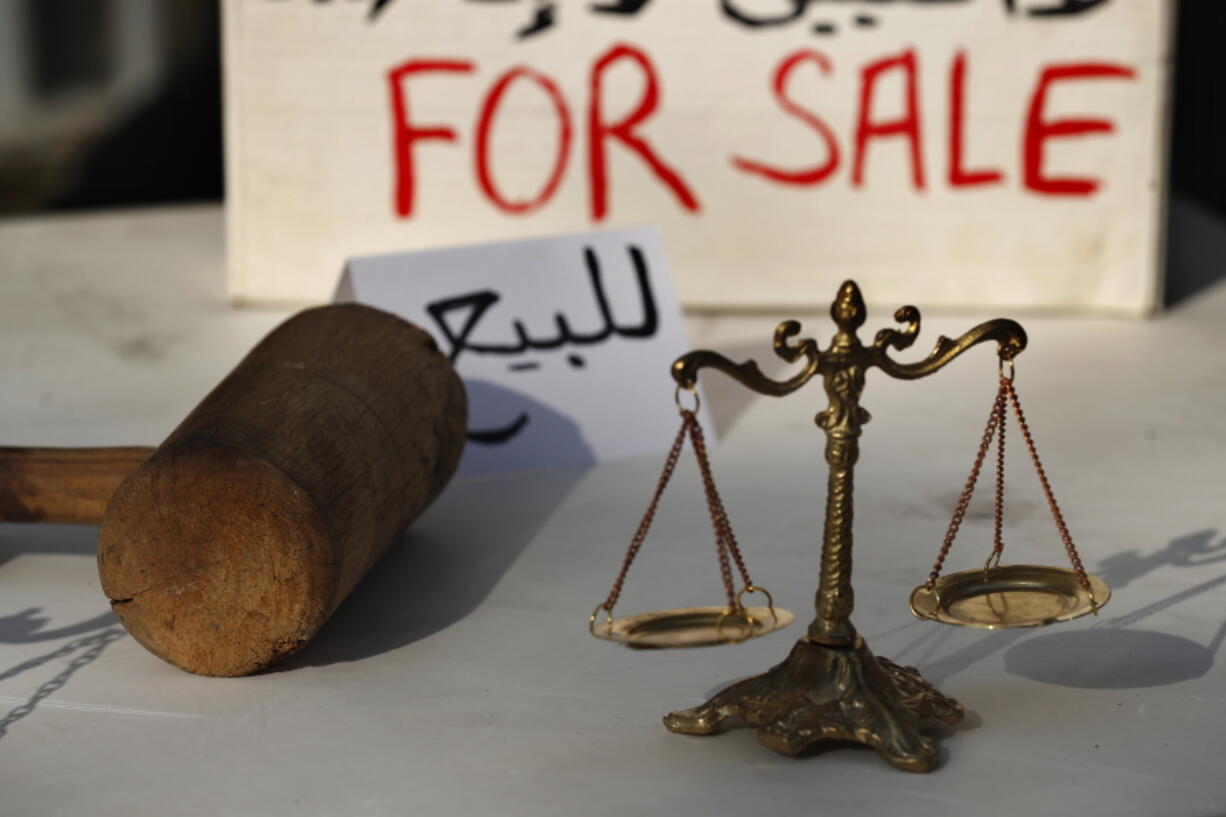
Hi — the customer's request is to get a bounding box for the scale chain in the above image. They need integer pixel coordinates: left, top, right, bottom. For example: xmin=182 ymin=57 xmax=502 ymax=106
xmin=600 ymin=409 xmax=753 ymax=615
xmin=987 ymin=378 xmax=1007 ymax=576
xmin=926 ymin=380 xmax=1008 ymax=589
xmin=601 ymin=412 xmax=693 ymax=612
xmin=688 ymin=417 xmax=754 ymax=609
xmin=927 ymin=368 xmax=1091 ymax=591
xmin=1003 ymin=379 xmax=1090 ymax=589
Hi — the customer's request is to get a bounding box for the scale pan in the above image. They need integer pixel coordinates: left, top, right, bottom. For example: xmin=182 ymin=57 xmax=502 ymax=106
xmin=910 ymin=564 xmax=1109 ymax=629
xmin=593 ymin=605 xmax=794 ymax=649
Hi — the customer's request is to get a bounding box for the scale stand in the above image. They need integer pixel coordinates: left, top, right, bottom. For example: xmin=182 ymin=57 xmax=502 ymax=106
xmin=661 ymin=280 xmax=1027 ymax=772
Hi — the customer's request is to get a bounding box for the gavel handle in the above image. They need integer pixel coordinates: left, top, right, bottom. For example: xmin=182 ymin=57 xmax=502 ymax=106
xmin=0 ymin=447 xmax=154 ymax=525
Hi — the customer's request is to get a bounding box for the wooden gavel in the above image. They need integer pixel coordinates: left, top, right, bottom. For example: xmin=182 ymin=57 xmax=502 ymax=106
xmin=0 ymin=304 xmax=466 ymax=676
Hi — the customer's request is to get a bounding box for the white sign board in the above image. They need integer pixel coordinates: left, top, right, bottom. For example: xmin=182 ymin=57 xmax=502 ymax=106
xmin=338 ymin=227 xmax=705 ymax=475
xmin=225 ymin=0 xmax=1173 ymax=315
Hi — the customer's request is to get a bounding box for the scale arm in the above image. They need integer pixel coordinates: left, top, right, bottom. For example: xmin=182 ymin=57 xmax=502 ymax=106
xmin=874 ymin=318 xmax=1027 ymax=381
xmin=672 ymin=319 xmax=821 ymax=396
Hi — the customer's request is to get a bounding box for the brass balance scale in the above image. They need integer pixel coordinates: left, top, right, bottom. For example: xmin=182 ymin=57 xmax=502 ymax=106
xmin=589 ymin=280 xmax=1109 ymax=773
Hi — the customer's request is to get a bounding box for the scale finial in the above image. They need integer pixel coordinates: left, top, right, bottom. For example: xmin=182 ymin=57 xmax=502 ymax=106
xmin=831 ymin=280 xmax=866 ymax=333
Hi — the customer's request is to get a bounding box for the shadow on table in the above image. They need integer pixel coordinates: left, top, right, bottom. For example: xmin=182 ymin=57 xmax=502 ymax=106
xmin=0 ymin=523 xmax=118 ymax=643
xmin=896 ymin=529 xmax=1226 ymax=690
xmin=1003 ymin=628 xmax=1214 ymax=689
xmin=276 ymin=462 xmax=589 ymax=670
xmin=0 ymin=525 xmax=128 ymax=740
xmin=0 ymin=607 xmax=117 ymax=644
xmin=457 ymin=380 xmax=599 ymax=476
xmin=1005 ymin=529 xmax=1226 ymax=689
xmin=0 ymin=627 xmax=126 ymax=740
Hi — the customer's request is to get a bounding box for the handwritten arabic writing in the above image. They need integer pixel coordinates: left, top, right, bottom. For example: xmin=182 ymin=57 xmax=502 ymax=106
xmin=425 ymin=243 xmax=659 ymax=443
xmin=277 ymin=0 xmax=1114 ymax=36
xmin=717 ymin=0 xmax=1113 ymax=36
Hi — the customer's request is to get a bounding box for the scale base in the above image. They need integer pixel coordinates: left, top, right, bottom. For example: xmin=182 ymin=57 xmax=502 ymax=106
xmin=663 ymin=635 xmax=964 ymax=772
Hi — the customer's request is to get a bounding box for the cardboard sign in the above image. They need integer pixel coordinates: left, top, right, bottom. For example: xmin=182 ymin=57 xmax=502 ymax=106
xmin=225 ymin=0 xmax=1172 ymax=315
xmin=337 ymin=227 xmax=706 ymax=475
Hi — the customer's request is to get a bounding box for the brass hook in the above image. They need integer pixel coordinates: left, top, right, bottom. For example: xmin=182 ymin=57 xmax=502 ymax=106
xmin=589 ymin=603 xmax=614 ymax=638
xmin=998 ymin=355 xmax=1015 ymax=383
xmin=737 ymin=584 xmax=778 ymax=628
xmin=716 ymin=607 xmax=757 ymax=644
xmin=674 ymin=383 xmax=701 ymax=415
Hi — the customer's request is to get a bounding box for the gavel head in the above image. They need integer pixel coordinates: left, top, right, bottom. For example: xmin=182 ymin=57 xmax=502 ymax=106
xmin=98 ymin=304 xmax=466 ymax=676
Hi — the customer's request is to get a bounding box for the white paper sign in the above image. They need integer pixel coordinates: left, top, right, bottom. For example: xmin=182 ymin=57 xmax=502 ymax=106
xmin=337 ymin=227 xmax=705 ymax=475
xmin=226 ymin=0 xmax=1172 ymax=314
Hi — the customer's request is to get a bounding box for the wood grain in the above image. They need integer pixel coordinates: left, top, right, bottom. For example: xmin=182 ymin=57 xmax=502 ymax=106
xmin=0 ymin=447 xmax=153 ymax=524
xmin=96 ymin=303 xmax=466 ymax=676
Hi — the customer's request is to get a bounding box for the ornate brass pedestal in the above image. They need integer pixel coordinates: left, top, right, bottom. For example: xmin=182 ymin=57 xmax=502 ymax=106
xmin=663 ymin=280 xmax=1027 ymax=772
xmin=664 ymin=637 xmax=962 ymax=772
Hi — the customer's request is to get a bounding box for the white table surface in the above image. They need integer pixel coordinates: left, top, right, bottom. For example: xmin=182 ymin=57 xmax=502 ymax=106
xmin=1 ymin=206 xmax=1224 ymax=817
